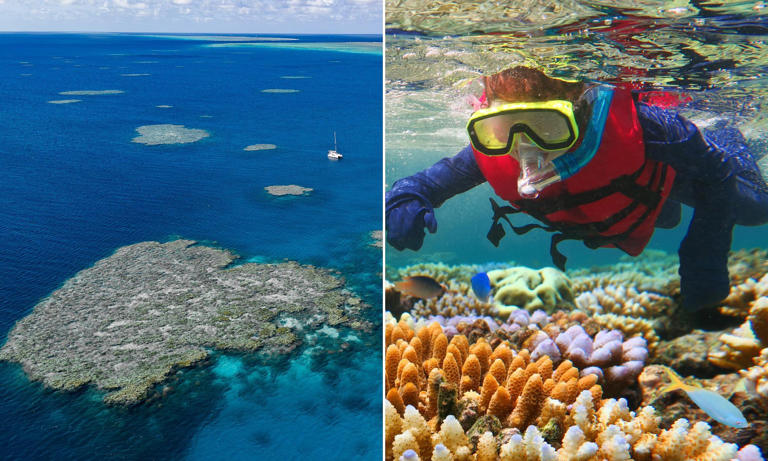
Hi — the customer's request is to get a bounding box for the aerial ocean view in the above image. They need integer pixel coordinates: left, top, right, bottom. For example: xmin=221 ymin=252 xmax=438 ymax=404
xmin=0 ymin=33 xmax=381 ymax=459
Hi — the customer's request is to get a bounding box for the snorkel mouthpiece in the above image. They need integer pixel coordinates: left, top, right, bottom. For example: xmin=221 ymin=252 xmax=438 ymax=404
xmin=517 ymin=149 xmax=561 ymax=198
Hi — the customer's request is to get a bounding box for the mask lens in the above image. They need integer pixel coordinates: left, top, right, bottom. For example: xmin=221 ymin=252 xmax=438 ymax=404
xmin=469 ymin=105 xmax=577 ymax=154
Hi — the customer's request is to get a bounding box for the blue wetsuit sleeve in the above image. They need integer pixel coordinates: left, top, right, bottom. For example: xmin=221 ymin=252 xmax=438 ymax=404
xmin=385 ymin=145 xmax=486 ymax=251
xmin=638 ymin=103 xmax=768 ymax=309
xmin=386 ymin=144 xmax=486 ymax=208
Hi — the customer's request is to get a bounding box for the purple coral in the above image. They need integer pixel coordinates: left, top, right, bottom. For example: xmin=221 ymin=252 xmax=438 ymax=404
xmin=554 ymin=325 xmax=648 ymax=387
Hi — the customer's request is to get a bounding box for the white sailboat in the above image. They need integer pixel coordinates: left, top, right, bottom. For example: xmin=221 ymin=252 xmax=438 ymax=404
xmin=327 ymin=131 xmax=343 ymax=160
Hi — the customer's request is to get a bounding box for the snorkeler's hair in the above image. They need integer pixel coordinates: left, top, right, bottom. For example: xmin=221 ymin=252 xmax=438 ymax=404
xmin=484 ymin=66 xmax=587 ymax=103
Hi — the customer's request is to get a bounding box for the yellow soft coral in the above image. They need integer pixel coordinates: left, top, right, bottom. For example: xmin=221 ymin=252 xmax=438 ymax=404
xmin=488 ymin=266 xmax=574 ymax=315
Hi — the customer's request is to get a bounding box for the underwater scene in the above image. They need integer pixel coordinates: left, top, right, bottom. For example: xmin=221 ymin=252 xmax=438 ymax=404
xmin=0 ymin=33 xmax=382 ymax=459
xmin=385 ymin=2 xmax=768 ymax=460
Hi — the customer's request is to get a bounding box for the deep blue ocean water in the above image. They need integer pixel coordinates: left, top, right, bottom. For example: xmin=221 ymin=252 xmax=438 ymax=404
xmin=0 ymin=33 xmax=382 ymax=460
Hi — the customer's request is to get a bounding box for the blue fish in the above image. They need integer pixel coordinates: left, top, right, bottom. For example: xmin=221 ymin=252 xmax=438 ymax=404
xmin=471 ymin=272 xmax=492 ymax=302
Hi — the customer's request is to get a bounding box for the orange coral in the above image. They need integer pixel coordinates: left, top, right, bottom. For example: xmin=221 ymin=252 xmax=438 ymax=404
xmin=386 ymin=344 xmax=400 ymax=390
xmin=508 ymin=373 xmax=544 ymax=429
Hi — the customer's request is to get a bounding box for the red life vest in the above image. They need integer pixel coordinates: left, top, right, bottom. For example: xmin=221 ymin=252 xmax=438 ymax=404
xmin=473 ymin=87 xmax=676 ymax=269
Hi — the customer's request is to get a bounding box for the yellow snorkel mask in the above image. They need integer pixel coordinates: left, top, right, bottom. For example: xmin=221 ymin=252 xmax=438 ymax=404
xmin=466 ymin=99 xmax=580 ymax=155
xmin=467 ymin=100 xmax=580 ymax=198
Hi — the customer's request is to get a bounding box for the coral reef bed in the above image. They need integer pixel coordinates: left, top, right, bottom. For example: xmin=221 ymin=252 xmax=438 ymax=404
xmin=386 ymin=248 xmax=768 ymax=459
xmin=0 ymin=240 xmax=369 ymax=405
xmin=264 ymin=185 xmax=313 ymax=196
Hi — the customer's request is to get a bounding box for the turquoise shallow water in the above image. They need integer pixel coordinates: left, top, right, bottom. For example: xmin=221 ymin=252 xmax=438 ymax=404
xmin=0 ymin=33 xmax=381 ymax=460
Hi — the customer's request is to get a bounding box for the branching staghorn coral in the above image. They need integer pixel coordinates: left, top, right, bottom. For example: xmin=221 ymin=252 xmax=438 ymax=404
xmin=719 ymin=273 xmax=768 ymax=318
xmin=728 ymin=248 xmax=768 ymax=286
xmin=392 ymin=262 xmax=485 ymax=285
xmin=741 ymin=347 xmax=768 ymax=404
xmin=384 ymin=391 xmax=763 ymax=460
xmin=410 ymin=283 xmax=500 ymax=320
xmin=574 ymin=284 xmax=677 ymax=322
xmin=574 ymin=284 xmax=674 ymax=351
xmin=709 ymin=296 xmax=768 ymax=370
xmin=568 ymin=249 xmax=680 ymax=297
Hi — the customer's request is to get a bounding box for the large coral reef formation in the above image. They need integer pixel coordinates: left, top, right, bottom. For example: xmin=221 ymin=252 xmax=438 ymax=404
xmin=0 ymin=240 xmax=370 ymax=405
xmin=386 ymin=248 xmax=768 ymax=459
xmin=382 ymin=319 xmax=717 ymax=460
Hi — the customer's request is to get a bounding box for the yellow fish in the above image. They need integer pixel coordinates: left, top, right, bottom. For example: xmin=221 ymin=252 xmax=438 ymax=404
xmin=661 ymin=366 xmax=747 ymax=428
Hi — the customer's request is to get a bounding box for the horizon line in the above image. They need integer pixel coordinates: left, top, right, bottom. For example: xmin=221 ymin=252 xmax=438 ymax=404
xmin=0 ymin=30 xmax=382 ymax=36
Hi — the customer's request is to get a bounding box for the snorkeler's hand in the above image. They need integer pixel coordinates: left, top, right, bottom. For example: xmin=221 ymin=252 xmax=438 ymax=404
xmin=385 ymin=196 xmax=437 ymax=251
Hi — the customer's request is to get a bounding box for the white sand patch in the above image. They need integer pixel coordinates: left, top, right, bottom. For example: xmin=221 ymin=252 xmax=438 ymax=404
xmin=369 ymin=230 xmax=383 ymax=248
xmin=318 ymin=325 xmax=339 ymax=338
xmin=244 ymin=144 xmax=277 ymax=151
xmin=261 ymin=89 xmax=299 ymax=93
xmin=132 ymin=124 xmax=210 ymax=145
xmin=343 ymin=333 xmax=362 ymax=343
xmin=60 ymin=90 xmax=124 ymax=95
xmin=264 ymin=185 xmax=312 ymax=196
xmin=48 ymin=99 xmax=81 ymax=104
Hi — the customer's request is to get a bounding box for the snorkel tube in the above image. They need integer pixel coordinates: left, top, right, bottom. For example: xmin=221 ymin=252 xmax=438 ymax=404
xmin=517 ymin=150 xmax=561 ymax=198
xmin=517 ymin=86 xmax=614 ymax=199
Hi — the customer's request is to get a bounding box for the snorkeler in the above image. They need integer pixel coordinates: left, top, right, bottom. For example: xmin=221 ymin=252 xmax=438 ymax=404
xmin=386 ymin=66 xmax=768 ymax=312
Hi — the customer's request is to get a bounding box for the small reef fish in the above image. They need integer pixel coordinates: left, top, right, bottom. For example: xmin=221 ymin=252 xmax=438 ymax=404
xmin=661 ymin=366 xmax=748 ymax=428
xmin=470 ymin=272 xmax=492 ymax=302
xmin=395 ymin=275 xmax=445 ymax=299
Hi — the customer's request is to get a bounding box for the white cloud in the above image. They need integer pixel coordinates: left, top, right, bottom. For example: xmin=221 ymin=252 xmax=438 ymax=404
xmin=0 ymin=0 xmax=382 ymax=33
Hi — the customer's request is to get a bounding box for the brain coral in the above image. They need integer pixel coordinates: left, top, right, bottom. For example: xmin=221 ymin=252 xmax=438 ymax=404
xmin=487 ymin=266 xmax=574 ymax=315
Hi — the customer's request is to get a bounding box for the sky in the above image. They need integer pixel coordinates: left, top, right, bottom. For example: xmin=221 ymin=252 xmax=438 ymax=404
xmin=0 ymin=0 xmax=382 ymax=34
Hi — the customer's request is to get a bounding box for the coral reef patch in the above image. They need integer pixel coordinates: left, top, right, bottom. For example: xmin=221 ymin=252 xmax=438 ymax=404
xmin=131 ymin=124 xmax=210 ymax=145
xmin=244 ymin=144 xmax=277 ymax=151
xmin=47 ymin=99 xmax=81 ymax=104
xmin=59 ymin=90 xmax=124 ymax=95
xmin=0 ymin=240 xmax=369 ymax=405
xmin=386 ymin=249 xmax=768 ymax=458
xmin=260 ymin=89 xmax=300 ymax=93
xmin=264 ymin=185 xmax=313 ymax=196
